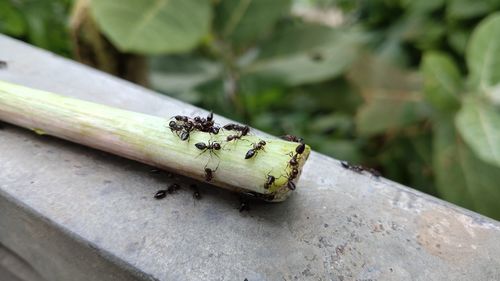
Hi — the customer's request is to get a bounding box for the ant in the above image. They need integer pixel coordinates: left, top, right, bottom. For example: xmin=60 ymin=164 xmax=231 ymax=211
xmin=226 ymin=134 xmax=242 ymax=142
xmin=195 ymin=141 xmax=222 ymax=159
xmin=295 ymin=143 xmax=306 ymax=155
xmin=341 ymin=161 xmax=381 ymax=178
xmin=179 ymin=130 xmax=190 ymax=141
xmin=223 ymin=124 xmax=250 ymax=136
xmin=166 ymin=183 xmax=180 ymax=194
xmin=282 ymin=168 xmax=299 ymax=191
xmin=191 ymin=184 xmax=202 ymax=200
xmin=264 ymin=173 xmax=275 ymax=189
xmin=195 ymin=141 xmax=221 ymax=151
xmin=239 ymin=197 xmax=250 ymax=212
xmin=281 ymin=135 xmax=304 ymax=143
xmin=173 ymin=115 xmax=189 ymax=122
xmin=154 ymin=190 xmax=167 ymax=199
xmin=204 ymin=166 xmax=217 ymax=182
xmin=245 ymin=140 xmax=266 ymax=159
xmin=289 ymin=155 xmax=298 ymax=166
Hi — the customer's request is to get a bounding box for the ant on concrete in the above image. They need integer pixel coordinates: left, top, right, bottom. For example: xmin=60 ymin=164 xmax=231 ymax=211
xmin=340 ymin=161 xmax=381 ymax=178
xmin=191 ymin=184 xmax=202 ymax=200
xmin=166 ymin=183 xmax=181 ymax=194
xmin=245 ymin=140 xmax=266 ymax=159
xmin=154 ymin=190 xmax=167 ymax=199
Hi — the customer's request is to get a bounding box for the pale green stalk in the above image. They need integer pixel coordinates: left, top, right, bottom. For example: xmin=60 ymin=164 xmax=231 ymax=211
xmin=0 ymin=81 xmax=310 ymax=201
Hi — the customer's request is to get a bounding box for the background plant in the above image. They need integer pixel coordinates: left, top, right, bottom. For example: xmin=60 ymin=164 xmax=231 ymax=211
xmin=1 ymin=0 xmax=500 ymax=219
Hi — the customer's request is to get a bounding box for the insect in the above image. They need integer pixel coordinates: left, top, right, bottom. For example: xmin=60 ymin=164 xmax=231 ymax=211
xmin=264 ymin=174 xmax=275 ymax=189
xmin=240 ymin=126 xmax=250 ymax=136
xmin=366 ymin=168 xmax=381 ymax=178
xmin=288 ymin=154 xmax=299 ymax=167
xmin=245 ymin=140 xmax=266 ymax=159
xmin=223 ymin=123 xmax=238 ymax=130
xmin=195 ymin=141 xmax=222 ymax=156
xmin=210 ymin=126 xmax=220 ymax=134
xmin=166 ymin=183 xmax=180 ymax=194
xmin=191 ymin=184 xmax=202 ymax=200
xmin=154 ymin=190 xmax=167 ymax=199
xmin=340 ymin=161 xmax=366 ymax=174
xmin=168 ymin=120 xmax=183 ymax=133
xmin=179 ymin=130 xmax=190 ymax=141
xmin=281 ymin=135 xmax=304 ymax=143
xmin=204 ymin=167 xmax=216 ymax=182
xmin=0 ymin=60 xmax=7 ymax=69
xmin=226 ymin=134 xmax=242 ymax=142
xmin=239 ymin=198 xmax=250 ymax=212
xmin=287 ymin=180 xmax=296 ymax=191
xmin=207 ymin=111 xmax=213 ymax=122
xmin=174 ymin=115 xmax=189 ymax=122
xmin=295 ymin=143 xmax=306 ymax=154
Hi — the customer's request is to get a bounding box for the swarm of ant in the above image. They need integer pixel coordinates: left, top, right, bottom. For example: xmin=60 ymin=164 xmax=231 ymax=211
xmin=162 ymin=111 xmax=308 ymax=210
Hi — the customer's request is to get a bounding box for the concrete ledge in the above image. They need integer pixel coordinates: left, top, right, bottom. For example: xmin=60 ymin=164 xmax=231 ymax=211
xmin=1 ymin=35 xmax=500 ymax=281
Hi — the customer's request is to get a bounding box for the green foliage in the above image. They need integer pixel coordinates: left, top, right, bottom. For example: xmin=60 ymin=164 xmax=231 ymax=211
xmin=0 ymin=0 xmax=73 ymax=56
xmin=421 ymin=52 xmax=462 ymax=113
xmin=456 ymin=97 xmax=500 ymax=167
xmin=89 ymin=0 xmax=211 ymax=54
xmin=214 ymin=0 xmax=291 ymax=50
xmin=466 ymin=13 xmax=500 ymax=90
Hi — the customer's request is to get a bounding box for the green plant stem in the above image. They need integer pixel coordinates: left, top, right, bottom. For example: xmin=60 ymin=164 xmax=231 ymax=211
xmin=0 ymin=80 xmax=310 ymax=201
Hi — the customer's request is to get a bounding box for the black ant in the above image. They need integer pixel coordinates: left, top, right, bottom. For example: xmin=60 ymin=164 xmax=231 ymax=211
xmin=223 ymin=123 xmax=250 ymax=136
xmin=289 ymin=156 xmax=298 ymax=166
xmin=154 ymin=190 xmax=167 ymax=199
xmin=204 ymin=167 xmax=217 ymax=182
xmin=245 ymin=140 xmax=266 ymax=159
xmin=166 ymin=183 xmax=180 ymax=194
xmin=341 ymin=161 xmax=380 ymax=177
xmin=282 ymin=169 xmax=299 ymax=191
xmin=173 ymin=115 xmax=189 ymax=122
xmin=0 ymin=60 xmax=7 ymax=69
xmin=239 ymin=197 xmax=250 ymax=212
xmin=295 ymin=143 xmax=305 ymax=154
xmin=179 ymin=130 xmax=190 ymax=141
xmin=195 ymin=141 xmax=222 ymax=159
xmin=281 ymin=135 xmax=304 ymax=143
xmin=264 ymin=174 xmax=275 ymax=189
xmin=226 ymin=134 xmax=242 ymax=142
xmin=191 ymin=184 xmax=202 ymax=200
xmin=195 ymin=141 xmax=221 ymax=151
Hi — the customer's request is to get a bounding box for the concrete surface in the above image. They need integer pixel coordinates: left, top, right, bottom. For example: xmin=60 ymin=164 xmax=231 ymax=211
xmin=1 ymin=35 xmax=500 ymax=281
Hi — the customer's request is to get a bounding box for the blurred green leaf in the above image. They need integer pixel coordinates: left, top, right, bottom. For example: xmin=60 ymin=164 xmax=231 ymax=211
xmin=434 ymin=118 xmax=500 ymax=219
xmin=0 ymin=1 xmax=27 ymax=36
xmin=351 ymin=55 xmax=429 ymax=136
xmin=402 ymin=0 xmax=445 ymax=14
xmin=467 ymin=13 xmax=500 ymax=91
xmin=90 ymin=0 xmax=211 ymax=54
xmin=421 ymin=52 xmax=462 ymax=113
xmin=455 ymin=97 xmax=500 ymax=168
xmin=447 ymin=0 xmax=500 ymax=20
xmin=214 ymin=0 xmax=291 ymax=49
xmin=149 ymin=55 xmax=221 ymax=94
xmin=447 ymin=27 xmax=469 ymax=56
xmin=243 ymin=26 xmax=366 ymax=86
